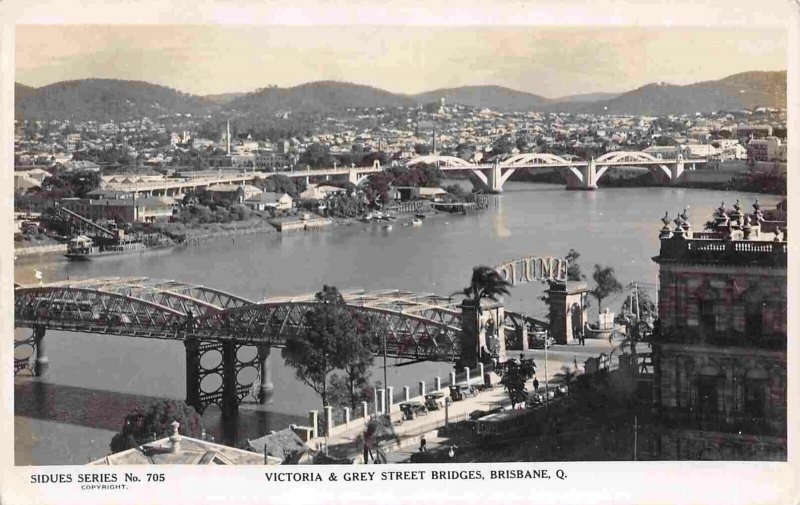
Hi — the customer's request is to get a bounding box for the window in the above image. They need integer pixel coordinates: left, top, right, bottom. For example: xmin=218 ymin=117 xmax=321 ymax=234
xmin=744 ymin=368 xmax=769 ymax=419
xmin=697 ymin=376 xmax=720 ymax=417
xmin=745 ymin=302 xmax=764 ymax=336
xmin=699 ymin=300 xmax=716 ymax=332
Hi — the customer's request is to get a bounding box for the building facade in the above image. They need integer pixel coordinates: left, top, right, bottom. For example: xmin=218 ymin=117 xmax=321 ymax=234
xmin=651 ymin=200 xmax=787 ymax=460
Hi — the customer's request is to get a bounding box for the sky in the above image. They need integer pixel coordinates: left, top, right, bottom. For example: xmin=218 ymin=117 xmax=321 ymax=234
xmin=15 ymin=25 xmax=787 ymax=98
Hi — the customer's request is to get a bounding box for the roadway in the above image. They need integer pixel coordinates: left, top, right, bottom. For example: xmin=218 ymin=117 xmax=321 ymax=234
xmin=322 ymin=335 xmax=644 ymax=463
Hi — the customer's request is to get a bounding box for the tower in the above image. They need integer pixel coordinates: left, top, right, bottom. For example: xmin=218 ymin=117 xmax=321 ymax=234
xmin=226 ymin=120 xmax=231 ymax=156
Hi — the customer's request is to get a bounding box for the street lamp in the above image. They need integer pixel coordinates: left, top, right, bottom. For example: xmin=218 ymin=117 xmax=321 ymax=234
xmin=382 ymin=331 xmax=389 ymax=415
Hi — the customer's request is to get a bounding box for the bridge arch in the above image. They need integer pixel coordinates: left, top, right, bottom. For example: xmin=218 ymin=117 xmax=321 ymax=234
xmin=594 ymin=151 xmax=672 ymax=181
xmin=406 ymin=155 xmax=476 ymax=168
xmin=500 ymin=153 xmax=573 ymax=167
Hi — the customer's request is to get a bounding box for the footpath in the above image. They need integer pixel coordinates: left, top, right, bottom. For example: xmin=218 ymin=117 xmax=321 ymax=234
xmin=314 ymin=338 xmax=625 ymax=464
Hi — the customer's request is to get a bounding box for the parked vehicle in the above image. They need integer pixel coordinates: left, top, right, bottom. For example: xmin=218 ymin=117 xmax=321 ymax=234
xmin=399 ymin=401 xmax=427 ymax=420
xmin=556 ymin=384 xmax=569 ymax=396
xmin=532 ymin=332 xmax=555 ymax=349
xmin=527 ymin=393 xmax=544 ymax=407
xmin=449 ymin=384 xmax=476 ymax=401
xmin=424 ymin=392 xmax=445 ymax=411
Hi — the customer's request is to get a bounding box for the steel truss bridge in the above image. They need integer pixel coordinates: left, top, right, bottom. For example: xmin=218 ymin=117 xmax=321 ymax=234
xmin=14 ymin=277 xmax=545 ymax=416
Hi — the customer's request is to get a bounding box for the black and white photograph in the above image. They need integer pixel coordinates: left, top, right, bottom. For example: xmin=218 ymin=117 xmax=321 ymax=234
xmin=1 ymin=1 xmax=797 ymax=503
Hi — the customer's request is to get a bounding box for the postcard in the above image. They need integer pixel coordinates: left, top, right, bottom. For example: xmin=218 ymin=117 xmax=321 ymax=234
xmin=1 ymin=1 xmax=797 ymax=504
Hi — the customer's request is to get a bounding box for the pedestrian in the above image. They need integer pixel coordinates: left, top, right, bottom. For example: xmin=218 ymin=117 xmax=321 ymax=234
xmin=419 ymin=435 xmax=427 ymax=453
xmin=533 ymin=377 xmax=539 ymax=392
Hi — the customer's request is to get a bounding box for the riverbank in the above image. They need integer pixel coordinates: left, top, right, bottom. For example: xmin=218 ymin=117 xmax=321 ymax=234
xmin=509 ymin=167 xmax=787 ymax=195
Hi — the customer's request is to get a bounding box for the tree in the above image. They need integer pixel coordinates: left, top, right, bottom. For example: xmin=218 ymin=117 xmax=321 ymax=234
xmin=281 ymin=286 xmax=377 ymax=415
xmin=590 ymin=264 xmax=623 ymax=315
xmin=459 ymin=265 xmax=512 ymax=308
xmin=497 ymin=358 xmax=537 ymax=408
xmin=565 ymin=248 xmax=585 ymax=281
xmin=109 ymin=400 xmax=202 ymax=453
xmin=328 ymin=313 xmax=381 ymax=413
xmin=282 ymin=286 xmax=355 ymax=409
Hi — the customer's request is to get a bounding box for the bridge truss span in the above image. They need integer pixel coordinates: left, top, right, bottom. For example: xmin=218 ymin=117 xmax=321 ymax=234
xmin=193 ymin=289 xmax=464 ymax=361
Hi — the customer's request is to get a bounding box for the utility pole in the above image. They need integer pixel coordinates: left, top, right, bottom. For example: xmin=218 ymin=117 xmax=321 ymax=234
xmin=544 ymin=332 xmax=549 ymax=415
xmin=383 ymin=333 xmax=389 ymax=415
xmin=633 ymin=415 xmax=639 ymax=461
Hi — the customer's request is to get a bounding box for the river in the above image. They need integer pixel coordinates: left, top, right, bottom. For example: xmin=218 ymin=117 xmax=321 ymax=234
xmin=13 ymin=182 xmax=781 ymax=465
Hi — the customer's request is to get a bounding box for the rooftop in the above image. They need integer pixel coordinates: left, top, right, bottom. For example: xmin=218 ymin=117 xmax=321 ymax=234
xmin=89 ymin=435 xmax=281 ymax=465
xmin=655 ymin=199 xmax=787 ymax=267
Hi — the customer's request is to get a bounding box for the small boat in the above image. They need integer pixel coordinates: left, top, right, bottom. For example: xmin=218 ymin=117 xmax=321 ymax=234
xmin=415 ymin=214 xmax=427 ymax=220
xmin=383 ymin=224 xmax=393 ymax=231
xmin=411 ymin=218 xmax=423 ymax=227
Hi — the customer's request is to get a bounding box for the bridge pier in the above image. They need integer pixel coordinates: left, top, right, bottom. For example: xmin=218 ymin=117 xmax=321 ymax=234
xmin=669 ymin=158 xmax=685 ymax=185
xmin=33 ymin=325 xmax=49 ymax=377
xmin=184 ymin=338 xmax=202 ymax=411
xmin=257 ymin=344 xmax=274 ymax=404
xmin=221 ymin=341 xmax=239 ymax=421
xmin=487 ymin=163 xmax=504 ymax=193
xmin=459 ymin=298 xmax=506 ymax=366
xmin=565 ymin=159 xmax=598 ymax=191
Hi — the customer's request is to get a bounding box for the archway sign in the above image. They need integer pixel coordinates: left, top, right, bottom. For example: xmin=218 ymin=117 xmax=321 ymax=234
xmin=494 ymin=256 xmax=568 ymax=286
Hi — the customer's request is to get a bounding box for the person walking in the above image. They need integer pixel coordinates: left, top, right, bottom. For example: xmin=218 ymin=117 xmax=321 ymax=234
xmin=533 ymin=377 xmax=539 ymax=392
xmin=419 ymin=435 xmax=427 ymax=453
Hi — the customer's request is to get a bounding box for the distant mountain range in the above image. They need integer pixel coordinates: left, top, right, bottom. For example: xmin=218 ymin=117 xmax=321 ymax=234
xmin=14 ymin=71 xmax=786 ymax=122
xmin=543 ymin=72 xmax=787 ymax=115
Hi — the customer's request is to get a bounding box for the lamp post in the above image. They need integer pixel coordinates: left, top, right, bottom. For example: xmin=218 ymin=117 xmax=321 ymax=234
xmin=544 ymin=330 xmax=549 ymax=415
xmin=382 ymin=332 xmax=389 ymax=415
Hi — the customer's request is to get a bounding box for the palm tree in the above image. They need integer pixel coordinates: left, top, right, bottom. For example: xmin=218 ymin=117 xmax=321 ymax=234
xmin=457 ymin=265 xmax=512 ymax=309
xmin=590 ymin=264 xmax=623 ymax=315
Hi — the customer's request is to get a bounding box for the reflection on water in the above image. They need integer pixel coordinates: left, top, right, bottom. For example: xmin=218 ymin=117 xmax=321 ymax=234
xmin=15 ymin=379 xmax=305 ymax=465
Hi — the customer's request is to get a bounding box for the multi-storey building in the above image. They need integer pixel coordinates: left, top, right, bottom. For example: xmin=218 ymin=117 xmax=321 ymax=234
xmin=651 ymin=199 xmax=787 ymax=460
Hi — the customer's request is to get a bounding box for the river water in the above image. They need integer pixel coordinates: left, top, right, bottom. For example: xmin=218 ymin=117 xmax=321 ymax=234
xmin=13 ymin=182 xmax=781 ymax=465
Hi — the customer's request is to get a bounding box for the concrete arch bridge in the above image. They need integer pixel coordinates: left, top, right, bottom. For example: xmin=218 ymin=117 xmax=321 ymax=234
xmin=406 ymin=151 xmax=705 ymax=192
xmin=14 ymin=278 xmax=545 ymax=417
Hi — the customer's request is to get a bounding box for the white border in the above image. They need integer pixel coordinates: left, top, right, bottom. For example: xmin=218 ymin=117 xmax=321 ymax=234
xmin=1 ymin=1 xmax=798 ymax=504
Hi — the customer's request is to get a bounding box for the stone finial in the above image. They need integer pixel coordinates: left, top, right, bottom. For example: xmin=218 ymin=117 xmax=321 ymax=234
xmin=660 ymin=211 xmax=672 ymax=239
xmin=680 ymin=208 xmax=691 ymax=230
xmin=774 ymin=227 xmax=784 ymax=242
xmin=752 ymin=198 xmax=760 ymax=212
xmin=742 ymin=215 xmax=752 ymax=239
xmin=716 ymin=201 xmax=726 ymax=216
xmin=733 ymin=199 xmax=741 ymax=212
xmin=168 ymin=420 xmax=181 ymax=453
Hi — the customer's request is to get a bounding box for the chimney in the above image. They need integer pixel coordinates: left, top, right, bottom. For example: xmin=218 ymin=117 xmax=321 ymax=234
xmin=226 ymin=120 xmax=231 ymax=156
xmin=168 ymin=420 xmax=181 ymax=453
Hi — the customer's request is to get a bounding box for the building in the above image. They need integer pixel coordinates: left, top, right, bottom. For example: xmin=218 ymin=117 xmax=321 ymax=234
xmin=206 ymin=183 xmax=262 ymax=204
xmin=89 ymin=421 xmax=281 ymax=465
xmin=747 ymin=137 xmax=786 ymax=162
xmin=244 ymin=192 xmax=293 ymax=211
xmin=651 ymin=200 xmax=787 ymax=460
xmin=61 ymin=196 xmax=177 ymax=223
xmin=736 ymin=125 xmax=773 ymax=139
xmin=298 ymin=184 xmax=346 ymax=202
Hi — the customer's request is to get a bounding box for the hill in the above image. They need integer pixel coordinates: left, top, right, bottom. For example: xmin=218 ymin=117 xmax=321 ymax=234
xmin=542 ymin=71 xmax=786 ymax=115
xmin=549 ymin=92 xmax=620 ymax=103
xmin=413 ymin=85 xmax=548 ymax=111
xmin=201 ymin=92 xmax=246 ymax=104
xmin=14 ymin=71 xmax=787 ymax=120
xmin=15 ymin=79 xmax=210 ymax=121
xmin=15 ymin=83 xmax=38 ymax=101
xmin=228 ymin=81 xmax=414 ymax=115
